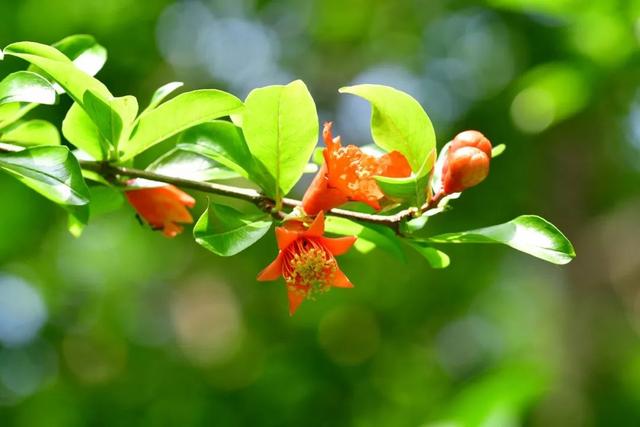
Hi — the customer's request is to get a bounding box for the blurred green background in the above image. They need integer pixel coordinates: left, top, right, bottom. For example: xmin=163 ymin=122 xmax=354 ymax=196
xmin=1 ymin=0 xmax=640 ymax=426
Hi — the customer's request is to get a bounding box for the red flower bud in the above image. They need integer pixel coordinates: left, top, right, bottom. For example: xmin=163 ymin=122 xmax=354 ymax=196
xmin=126 ymin=184 xmax=196 ymax=237
xmin=442 ymin=130 xmax=492 ymax=194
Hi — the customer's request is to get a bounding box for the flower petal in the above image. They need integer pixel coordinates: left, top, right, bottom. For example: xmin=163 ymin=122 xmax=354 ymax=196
xmin=305 ymin=211 xmax=325 ymax=237
xmin=321 ymin=236 xmax=356 ymax=256
xmin=288 ymin=290 xmax=305 ymax=315
xmin=332 ymin=267 xmax=353 ymax=288
xmin=162 ymin=222 xmax=183 ymax=238
xmin=275 ymin=226 xmax=300 ymax=250
xmin=257 ymin=254 xmax=283 ymax=281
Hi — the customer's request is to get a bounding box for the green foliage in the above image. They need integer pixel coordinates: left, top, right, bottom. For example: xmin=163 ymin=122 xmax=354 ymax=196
xmin=325 ymin=215 xmax=404 ymax=260
xmin=177 ymin=121 xmax=259 ymax=180
xmin=242 ymin=80 xmax=319 ymax=201
xmin=0 ymin=146 xmax=89 ymax=231
xmin=404 ymin=240 xmax=450 ymax=268
xmin=148 ymin=148 xmax=240 ymax=182
xmin=194 ymin=203 xmax=272 ymax=256
xmin=339 ymin=84 xmax=436 ymax=177
xmin=0 ymin=71 xmax=57 ymax=105
xmin=119 ymin=89 xmax=243 ymax=160
xmin=143 ymin=81 xmax=183 ymax=112
xmin=0 ymin=119 xmax=60 ymax=146
xmin=427 ymin=215 xmax=576 ymax=265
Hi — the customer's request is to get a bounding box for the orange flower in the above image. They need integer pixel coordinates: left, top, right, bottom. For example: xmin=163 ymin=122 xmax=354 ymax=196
xmin=302 ymin=122 xmax=412 ymax=215
xmin=126 ymin=184 xmax=196 ymax=238
xmin=257 ymin=212 xmax=356 ymax=315
xmin=442 ymin=130 xmax=492 ymax=194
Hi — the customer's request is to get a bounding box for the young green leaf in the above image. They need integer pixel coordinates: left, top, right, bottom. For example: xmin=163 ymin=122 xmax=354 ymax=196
xmin=147 ymin=148 xmax=240 ymax=181
xmin=62 ymin=102 xmax=109 ymax=160
xmin=119 ymin=89 xmax=243 ymax=160
xmin=0 ymin=120 xmax=60 ymax=146
xmin=83 ymin=90 xmax=138 ymax=147
xmin=339 ymin=84 xmax=436 ymax=177
xmin=3 ymin=42 xmax=113 ymax=106
xmin=52 ymin=34 xmax=107 ymax=77
xmin=375 ymin=174 xmax=431 ymax=207
xmin=143 ymin=81 xmax=184 ymax=112
xmin=404 ymin=240 xmax=450 ymax=268
xmin=427 ymin=215 xmax=576 ymax=265
xmin=0 ymin=71 xmax=57 ymax=105
xmin=193 ymin=203 xmax=272 ymax=257
xmin=242 ymin=80 xmax=319 ymax=200
xmin=0 ymin=103 xmax=38 ymax=130
xmin=325 ymin=215 xmax=404 ymax=260
xmin=0 ymin=146 xmax=90 ymax=231
xmin=177 ymin=121 xmax=273 ymax=188
xmin=492 ymin=144 xmax=506 ymax=158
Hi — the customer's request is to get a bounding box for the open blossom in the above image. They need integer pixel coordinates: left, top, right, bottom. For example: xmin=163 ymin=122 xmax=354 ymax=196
xmin=442 ymin=130 xmax=492 ymax=194
xmin=126 ymin=183 xmax=196 ymax=238
xmin=302 ymin=122 xmax=412 ymax=215
xmin=257 ymin=212 xmax=356 ymax=315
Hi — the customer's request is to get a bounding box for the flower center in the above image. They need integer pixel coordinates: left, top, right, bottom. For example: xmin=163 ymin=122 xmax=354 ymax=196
xmin=282 ymin=238 xmax=337 ymax=298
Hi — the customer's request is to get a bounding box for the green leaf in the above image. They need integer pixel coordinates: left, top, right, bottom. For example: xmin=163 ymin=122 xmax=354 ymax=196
xmin=177 ymin=120 xmax=273 ymax=188
xmin=492 ymin=144 xmax=506 ymax=158
xmin=120 ymin=89 xmax=243 ymax=160
xmin=0 ymin=146 xmax=90 ymax=230
xmin=52 ymin=34 xmax=107 ymax=77
xmin=242 ymin=80 xmax=319 ymax=200
xmin=147 ymin=148 xmax=240 ymax=181
xmin=0 ymin=103 xmax=38 ymax=130
xmin=0 ymin=71 xmax=57 ymax=105
xmin=400 ymin=212 xmax=430 ymax=235
xmin=3 ymin=42 xmax=113 ymax=106
xmin=144 ymin=81 xmax=184 ymax=112
xmin=375 ymin=173 xmax=431 ymax=206
xmin=0 ymin=120 xmax=60 ymax=146
xmin=325 ymin=215 xmax=404 ymax=260
xmin=62 ymin=103 xmax=108 ymax=160
xmin=193 ymin=203 xmax=272 ymax=257
xmin=427 ymin=215 xmax=576 ymax=265
xmin=405 ymin=240 xmax=450 ymax=268
xmin=83 ymin=90 xmax=138 ymax=146
xmin=339 ymin=84 xmax=436 ymax=177
xmin=88 ymin=185 xmax=124 ymax=218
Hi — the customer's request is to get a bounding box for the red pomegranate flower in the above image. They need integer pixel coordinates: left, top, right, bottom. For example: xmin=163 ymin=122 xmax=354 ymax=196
xmin=302 ymin=122 xmax=412 ymax=215
xmin=257 ymin=211 xmax=356 ymax=315
xmin=442 ymin=130 xmax=492 ymax=194
xmin=126 ymin=183 xmax=196 ymax=238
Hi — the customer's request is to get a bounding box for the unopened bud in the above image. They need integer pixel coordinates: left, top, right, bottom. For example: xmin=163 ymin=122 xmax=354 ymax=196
xmin=442 ymin=130 xmax=492 ymax=194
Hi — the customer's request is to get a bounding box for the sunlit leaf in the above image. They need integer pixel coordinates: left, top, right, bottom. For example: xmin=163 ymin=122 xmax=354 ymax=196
xmin=427 ymin=215 xmax=575 ymax=265
xmin=3 ymin=42 xmax=113 ymax=106
xmin=339 ymin=84 xmax=436 ymax=177
xmin=144 ymin=81 xmax=184 ymax=112
xmin=178 ymin=121 xmax=254 ymax=178
xmin=405 ymin=240 xmax=450 ymax=268
xmin=0 ymin=146 xmax=90 ymax=230
xmin=492 ymin=144 xmax=506 ymax=158
xmin=325 ymin=215 xmax=404 ymax=260
xmin=120 ymin=89 xmax=243 ymax=160
xmin=147 ymin=148 xmax=240 ymax=181
xmin=0 ymin=71 xmax=57 ymax=105
xmin=51 ymin=34 xmax=107 ymax=77
xmin=62 ymin=102 xmax=109 ymax=160
xmin=242 ymin=80 xmax=319 ymax=200
xmin=194 ymin=203 xmax=272 ymax=257
xmin=0 ymin=119 xmax=60 ymax=146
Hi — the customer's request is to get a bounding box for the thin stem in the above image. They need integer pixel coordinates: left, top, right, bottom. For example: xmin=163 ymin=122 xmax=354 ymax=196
xmin=0 ymin=144 xmax=439 ymax=230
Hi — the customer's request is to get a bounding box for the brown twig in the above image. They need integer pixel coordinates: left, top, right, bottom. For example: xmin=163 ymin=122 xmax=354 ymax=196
xmin=0 ymin=144 xmax=438 ymax=230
